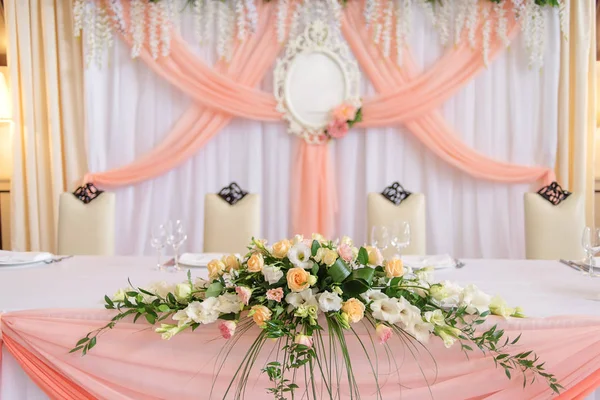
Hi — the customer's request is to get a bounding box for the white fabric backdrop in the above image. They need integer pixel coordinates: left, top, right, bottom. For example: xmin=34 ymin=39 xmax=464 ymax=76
xmin=85 ymin=7 xmax=560 ymax=258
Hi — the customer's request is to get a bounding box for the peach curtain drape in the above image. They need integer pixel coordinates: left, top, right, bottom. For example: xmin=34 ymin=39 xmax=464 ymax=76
xmin=84 ymin=2 xmax=555 ymax=238
xmin=2 ymin=309 xmax=600 ymax=399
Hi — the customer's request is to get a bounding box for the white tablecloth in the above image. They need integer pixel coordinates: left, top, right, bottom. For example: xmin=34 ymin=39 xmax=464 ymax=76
xmin=1 ymin=257 xmax=599 ymax=399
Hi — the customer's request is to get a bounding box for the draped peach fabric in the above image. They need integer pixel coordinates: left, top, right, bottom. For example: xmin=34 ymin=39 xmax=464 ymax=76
xmin=2 ymin=309 xmax=600 ymax=399
xmin=83 ymin=2 xmax=556 ymax=239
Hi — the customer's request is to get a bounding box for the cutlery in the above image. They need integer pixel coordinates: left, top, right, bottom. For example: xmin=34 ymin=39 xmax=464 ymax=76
xmin=559 ymin=259 xmax=588 ymax=272
xmin=454 ymin=258 xmax=465 ymax=269
xmin=44 ymin=255 xmax=74 ymax=264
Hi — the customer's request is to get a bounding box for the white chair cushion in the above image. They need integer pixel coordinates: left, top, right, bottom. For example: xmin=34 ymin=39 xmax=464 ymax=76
xmin=524 ymin=192 xmax=586 ymax=260
xmin=367 ymin=193 xmax=426 ymax=256
xmin=203 ymin=194 xmax=260 ymax=256
xmin=57 ymin=192 xmax=116 ymax=256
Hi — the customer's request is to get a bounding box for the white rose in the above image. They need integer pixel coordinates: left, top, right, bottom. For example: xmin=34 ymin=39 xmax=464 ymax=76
xmin=316 ymin=291 xmax=343 ymax=312
xmin=285 ymin=289 xmax=318 ymax=312
xmin=144 ymin=281 xmax=176 ymax=302
xmin=174 ymin=283 xmax=192 ymax=302
xmin=194 ymin=278 xmax=210 ymax=290
xmin=216 ymin=293 xmax=242 ymax=314
xmin=262 ymin=266 xmax=284 ymax=285
xmin=460 ymin=284 xmax=491 ymax=315
xmin=424 ymin=309 xmax=445 ymax=326
xmin=360 ymin=289 xmax=388 ymax=303
xmin=370 ymin=298 xmax=403 ymax=324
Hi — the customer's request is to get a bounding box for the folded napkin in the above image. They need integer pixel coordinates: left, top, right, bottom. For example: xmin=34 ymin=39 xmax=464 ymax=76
xmin=179 ymin=253 xmax=240 ymax=267
xmin=401 ymin=254 xmax=455 ymax=270
xmin=0 ymin=250 xmax=54 ymax=265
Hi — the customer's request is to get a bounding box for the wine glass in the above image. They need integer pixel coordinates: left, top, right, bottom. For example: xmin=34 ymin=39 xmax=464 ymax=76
xmin=166 ymin=220 xmax=188 ymax=271
xmin=150 ymin=224 xmax=167 ymax=271
xmin=390 ymin=221 xmax=411 ymax=257
xmin=370 ymin=225 xmax=389 ymax=253
xmin=581 ymin=227 xmax=600 ymax=277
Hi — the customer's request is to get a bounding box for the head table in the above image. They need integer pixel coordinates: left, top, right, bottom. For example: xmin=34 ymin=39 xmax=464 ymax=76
xmin=1 ymin=257 xmax=600 ymax=399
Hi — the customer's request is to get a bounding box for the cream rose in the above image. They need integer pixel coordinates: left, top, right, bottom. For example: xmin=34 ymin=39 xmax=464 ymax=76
xmin=251 ymin=305 xmax=272 ymax=327
xmin=384 ymin=258 xmax=404 ymax=278
xmin=221 ymin=254 xmax=240 ymax=272
xmin=322 ymin=249 xmax=338 ymax=267
xmin=366 ymin=246 xmax=384 ymax=266
xmin=272 ymin=239 xmax=292 ymax=258
xmin=286 ymin=267 xmax=310 ymax=292
xmin=207 ymin=259 xmax=226 ymax=280
xmin=341 ymin=298 xmax=366 ymax=323
xmin=247 ymin=253 xmax=264 ymax=273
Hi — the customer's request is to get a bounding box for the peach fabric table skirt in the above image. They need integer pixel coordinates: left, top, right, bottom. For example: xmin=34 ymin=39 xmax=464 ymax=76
xmin=1 ymin=257 xmax=600 ymax=399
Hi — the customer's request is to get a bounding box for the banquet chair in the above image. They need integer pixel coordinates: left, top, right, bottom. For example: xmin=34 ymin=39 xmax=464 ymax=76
xmin=524 ymin=192 xmax=585 ymax=260
xmin=57 ymin=192 xmax=116 ymax=255
xmin=203 ymin=193 xmax=261 ymax=255
xmin=367 ymin=192 xmax=426 ymax=256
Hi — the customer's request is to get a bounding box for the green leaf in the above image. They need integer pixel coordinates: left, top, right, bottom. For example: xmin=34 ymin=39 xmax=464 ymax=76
xmin=218 ymin=313 xmax=237 ymax=321
xmin=390 ymin=277 xmax=402 ymax=287
xmin=505 ymin=368 xmax=511 ymax=379
xmin=350 ymin=267 xmax=375 ymax=285
xmin=327 ymin=258 xmax=352 ymax=283
xmin=76 ymin=337 xmax=89 ymax=347
xmin=342 ymin=279 xmax=370 ymax=296
xmin=158 ymin=304 xmax=170 ymax=312
xmin=133 ymin=312 xmax=142 ymax=323
xmin=145 ymin=314 xmax=156 ymax=324
xmin=205 ymin=282 xmax=224 ymax=298
xmin=88 ymin=336 xmax=97 ymax=350
xmin=311 ymin=262 xmax=320 ymax=276
xmin=311 ymin=240 xmax=321 ymax=256
xmin=357 ymin=247 xmax=369 ymax=265
xmin=69 ymin=345 xmax=84 ymax=353
xmin=104 ymin=295 xmax=115 ymax=308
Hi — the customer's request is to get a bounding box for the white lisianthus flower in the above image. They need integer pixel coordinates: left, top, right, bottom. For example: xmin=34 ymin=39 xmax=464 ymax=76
xmin=397 ymin=297 xmax=422 ymax=329
xmin=112 ymin=288 xmax=127 ymax=302
xmin=174 ymin=283 xmax=192 ymax=302
xmin=292 ymin=234 xmax=304 ymax=245
xmin=143 ymin=281 xmax=176 ymax=302
xmin=262 ymin=265 xmax=284 ymax=285
xmin=424 ymin=309 xmax=445 ymax=326
xmin=285 ymin=288 xmax=318 ymax=312
xmin=460 ymin=284 xmax=491 ymax=315
xmin=414 ymin=267 xmax=434 ymax=283
xmin=360 ymin=289 xmax=388 ymax=303
xmin=216 ymin=292 xmax=242 ymax=314
xmin=183 ymin=298 xmax=221 ymax=324
xmin=172 ymin=309 xmax=191 ymax=325
xmin=316 ymin=291 xmax=343 ymax=312
xmin=410 ymin=320 xmax=434 ymax=344
xmin=436 ymin=329 xmax=456 ymax=348
xmin=489 ymin=295 xmax=515 ymax=318
xmin=434 ymin=325 xmax=462 ymax=348
xmin=370 ymin=298 xmax=403 ymax=324
xmin=287 ymin=243 xmax=313 ymax=269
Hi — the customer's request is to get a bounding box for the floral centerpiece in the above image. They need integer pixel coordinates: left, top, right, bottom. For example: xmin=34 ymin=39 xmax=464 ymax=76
xmin=73 ymin=235 xmax=560 ymax=398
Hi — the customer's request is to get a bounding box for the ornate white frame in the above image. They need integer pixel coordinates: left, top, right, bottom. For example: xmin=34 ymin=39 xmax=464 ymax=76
xmin=274 ymin=20 xmax=361 ymax=144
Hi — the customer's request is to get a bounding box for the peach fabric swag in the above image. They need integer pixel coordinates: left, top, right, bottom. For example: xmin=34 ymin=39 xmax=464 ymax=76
xmin=84 ymin=1 xmax=555 ymax=238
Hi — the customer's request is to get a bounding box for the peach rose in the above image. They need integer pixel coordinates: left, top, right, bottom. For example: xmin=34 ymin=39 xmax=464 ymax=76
xmin=333 ymin=103 xmax=357 ymax=121
xmin=286 ymin=267 xmax=310 ymax=292
xmin=384 ymin=258 xmax=404 ymax=278
xmin=247 ymin=253 xmax=264 ymax=273
xmin=235 ymin=286 xmax=252 ymax=305
xmin=294 ymin=334 xmax=313 ymax=348
xmin=207 ymin=259 xmax=226 ymax=280
xmin=327 ymin=119 xmax=349 ymax=139
xmin=341 ymin=298 xmax=365 ymax=323
xmin=219 ymin=320 xmax=237 ymax=339
xmin=366 ymin=246 xmax=384 ymax=266
xmin=272 ymin=239 xmax=292 ymax=258
xmin=222 ymin=254 xmax=240 ymax=272
xmin=337 ymin=243 xmax=354 ymax=262
xmin=251 ymin=305 xmax=272 ymax=328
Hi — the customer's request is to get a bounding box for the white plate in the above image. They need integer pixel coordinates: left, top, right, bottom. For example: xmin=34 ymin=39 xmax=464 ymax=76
xmin=0 ymin=251 xmax=53 ymax=267
xmin=402 ymin=255 xmax=455 ymax=270
xmin=178 ymin=253 xmax=236 ymax=268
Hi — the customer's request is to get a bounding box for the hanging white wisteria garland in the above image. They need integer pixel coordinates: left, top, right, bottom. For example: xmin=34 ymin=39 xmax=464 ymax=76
xmin=73 ymin=0 xmax=568 ymax=69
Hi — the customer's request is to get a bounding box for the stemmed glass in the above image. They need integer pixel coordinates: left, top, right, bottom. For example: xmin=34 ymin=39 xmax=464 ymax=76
xmin=371 ymin=225 xmax=390 ymax=254
xmin=150 ymin=224 xmax=167 ymax=271
xmin=166 ymin=220 xmax=188 ymax=271
xmin=390 ymin=221 xmax=411 ymax=257
xmin=581 ymin=227 xmax=600 ymax=277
